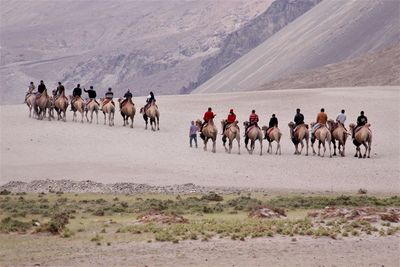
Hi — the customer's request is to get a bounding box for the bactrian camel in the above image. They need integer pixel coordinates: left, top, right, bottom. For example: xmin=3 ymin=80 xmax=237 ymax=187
xmin=141 ymin=101 xmax=160 ymax=131
xmin=71 ymin=96 xmax=85 ymax=123
xmin=243 ymin=122 xmax=263 ymax=155
xmin=54 ymin=91 xmax=69 ymax=122
xmin=196 ymin=118 xmax=217 ymax=153
xmin=34 ymin=89 xmax=50 ymax=120
xmin=327 ymin=119 xmax=348 ymax=157
xmin=262 ymin=126 xmax=282 ymax=155
xmin=349 ymin=123 xmax=372 ymax=158
xmin=85 ymin=99 xmax=99 ymax=124
xmin=100 ymin=98 xmax=115 ymax=126
xmin=119 ymin=98 xmax=135 ymax=128
xmin=221 ymin=120 xmax=240 ymax=154
xmin=310 ymin=122 xmax=332 ymax=158
xmin=288 ymin=122 xmax=309 ymax=156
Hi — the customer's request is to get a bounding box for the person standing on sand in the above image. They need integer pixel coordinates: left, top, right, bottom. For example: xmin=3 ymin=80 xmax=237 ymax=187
xmin=189 ymin=121 xmax=198 ymax=148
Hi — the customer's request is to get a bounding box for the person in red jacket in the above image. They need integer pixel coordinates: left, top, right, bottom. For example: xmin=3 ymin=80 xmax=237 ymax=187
xmin=244 ymin=109 xmax=259 ymax=139
xmin=200 ymin=107 xmax=216 ymax=139
xmin=222 ymin=109 xmax=237 ymax=134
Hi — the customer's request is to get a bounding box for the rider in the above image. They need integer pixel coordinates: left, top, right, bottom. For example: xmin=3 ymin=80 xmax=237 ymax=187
xmin=264 ymin=114 xmax=278 ymax=139
xmin=291 ymin=108 xmax=305 ymax=139
xmin=70 ymin=84 xmax=82 ymax=110
xmin=37 ymin=80 xmax=46 ymax=94
xmin=200 ymin=107 xmax=216 ymax=139
xmin=144 ymin=91 xmax=156 ymax=111
xmin=84 ymin=86 xmax=98 ymax=105
xmin=353 ymin=111 xmax=368 ymax=139
xmin=244 ymin=109 xmax=259 ymax=143
xmin=56 ymin=82 xmax=65 ymax=97
xmin=120 ymin=89 xmax=133 ymax=108
xmin=336 ymin=109 xmax=346 ymax=125
xmin=25 ymin=81 xmax=35 ymax=103
xmin=222 ymin=109 xmax=236 ymax=135
xmin=104 ymin=87 xmax=115 ymax=106
xmin=311 ymin=108 xmax=328 ymax=143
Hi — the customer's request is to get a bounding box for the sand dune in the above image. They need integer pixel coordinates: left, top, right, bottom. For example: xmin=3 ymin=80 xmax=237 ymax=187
xmin=1 ymin=86 xmax=399 ymax=194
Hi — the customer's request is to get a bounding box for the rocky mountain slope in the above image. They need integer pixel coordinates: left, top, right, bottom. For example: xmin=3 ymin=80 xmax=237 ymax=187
xmin=258 ymin=45 xmax=400 ymax=90
xmin=0 ymin=0 xmax=270 ymax=104
xmin=0 ymin=0 xmax=323 ymax=104
xmin=192 ymin=0 xmax=400 ymax=94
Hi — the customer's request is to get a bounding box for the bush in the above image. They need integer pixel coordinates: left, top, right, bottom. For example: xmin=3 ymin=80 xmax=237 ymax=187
xmin=0 ymin=217 xmax=31 ymax=233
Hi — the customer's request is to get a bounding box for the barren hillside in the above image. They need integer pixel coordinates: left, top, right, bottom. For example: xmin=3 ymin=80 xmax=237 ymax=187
xmin=193 ymin=0 xmax=400 ymax=94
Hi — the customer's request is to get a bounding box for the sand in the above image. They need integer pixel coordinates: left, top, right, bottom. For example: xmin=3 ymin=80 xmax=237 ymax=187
xmin=1 ymin=86 xmax=399 ymax=194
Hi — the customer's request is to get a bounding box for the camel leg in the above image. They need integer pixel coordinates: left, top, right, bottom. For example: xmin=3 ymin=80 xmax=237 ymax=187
xmin=318 ymin=141 xmax=322 ymax=156
xmin=130 ymin=116 xmax=133 ymax=128
xmin=362 ymin=142 xmax=368 ymax=158
xmin=85 ymin=110 xmax=89 ymax=122
xmin=204 ymin=138 xmax=208 ymax=151
xmin=268 ymin=142 xmax=272 ymax=154
xmin=237 ymin=137 xmax=241 ymax=155
xmin=228 ymin=138 xmax=232 ymax=154
xmin=277 ymin=142 xmax=281 ymax=155
xmin=212 ymin=139 xmax=216 ymax=153
xmin=157 ymin=116 xmax=160 ymax=131
xmin=81 ymin=111 xmax=84 ymax=123
xmin=259 ymin=139 xmax=263 ymax=156
xmin=95 ymin=111 xmax=98 ymax=124
xmin=328 ymin=141 xmax=332 ymax=158
xmin=109 ymin=112 xmax=112 ymax=126
xmin=367 ymin=141 xmax=371 ymax=158
xmin=299 ymin=141 xmax=305 ymax=155
xmin=332 ymin=140 xmax=337 ymax=156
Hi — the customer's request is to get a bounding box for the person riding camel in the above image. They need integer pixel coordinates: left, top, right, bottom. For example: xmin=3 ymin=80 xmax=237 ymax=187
xmin=353 ymin=111 xmax=368 ymax=139
xmin=291 ymin=108 xmax=305 ymax=139
xmin=37 ymin=80 xmax=46 ymax=95
xmin=144 ymin=91 xmax=156 ymax=111
xmin=24 ymin=81 xmax=35 ymax=103
xmin=200 ymin=107 xmax=216 ymax=140
xmin=56 ymin=82 xmax=65 ymax=97
xmin=334 ymin=109 xmax=347 ymax=131
xmin=104 ymin=87 xmax=115 ymax=106
xmin=244 ymin=109 xmax=259 ymax=142
xmin=51 ymin=89 xmax=57 ymax=104
xmin=222 ymin=109 xmax=236 ymax=135
xmin=84 ymin=86 xmax=99 ymax=106
xmin=70 ymin=84 xmax=82 ymax=111
xmin=311 ymin=108 xmax=328 ymax=143
xmin=264 ymin=114 xmax=278 ymax=139
xmin=120 ymin=89 xmax=133 ymax=108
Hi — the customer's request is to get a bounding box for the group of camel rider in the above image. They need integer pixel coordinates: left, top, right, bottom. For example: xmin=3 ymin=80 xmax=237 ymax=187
xmin=26 ymin=81 xmax=156 ymax=111
xmin=200 ymin=107 xmax=368 ymax=142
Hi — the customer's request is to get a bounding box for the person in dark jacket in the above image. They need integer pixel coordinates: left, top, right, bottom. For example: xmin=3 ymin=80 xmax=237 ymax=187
xmin=84 ymin=86 xmax=98 ymax=105
xmin=264 ymin=114 xmax=278 ymax=139
xmin=56 ymin=82 xmax=65 ymax=97
xmin=71 ymin=84 xmax=82 ymax=110
xmin=105 ymin=87 xmax=114 ymax=99
xmin=144 ymin=91 xmax=156 ymax=110
xmin=37 ymin=80 xmax=46 ymax=94
xmin=294 ymin=108 xmax=304 ymax=126
xmin=124 ymin=89 xmax=133 ymax=99
xmin=353 ymin=111 xmax=368 ymax=139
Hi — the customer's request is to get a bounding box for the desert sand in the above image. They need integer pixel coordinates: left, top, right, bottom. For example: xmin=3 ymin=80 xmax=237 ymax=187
xmin=1 ymin=86 xmax=399 ymax=194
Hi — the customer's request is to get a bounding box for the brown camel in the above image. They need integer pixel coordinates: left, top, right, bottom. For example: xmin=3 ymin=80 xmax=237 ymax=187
xmin=349 ymin=123 xmax=372 ymax=158
xmin=196 ymin=119 xmax=217 ymax=153
xmin=141 ymin=101 xmax=160 ymax=131
xmin=243 ymin=122 xmax=263 ymax=155
xmin=288 ymin=122 xmax=309 ymax=156
xmin=221 ymin=120 xmax=240 ymax=154
xmin=85 ymin=99 xmax=99 ymax=124
xmin=26 ymin=93 xmax=36 ymax=118
xmin=310 ymin=122 xmax=332 ymax=158
xmin=261 ymin=126 xmax=282 ymax=155
xmin=54 ymin=91 xmax=69 ymax=122
xmin=100 ymin=98 xmax=115 ymax=126
xmin=34 ymin=89 xmax=49 ymax=120
xmin=70 ymin=96 xmax=85 ymax=123
xmin=327 ymin=119 xmax=348 ymax=157
xmin=119 ymin=98 xmax=136 ymax=128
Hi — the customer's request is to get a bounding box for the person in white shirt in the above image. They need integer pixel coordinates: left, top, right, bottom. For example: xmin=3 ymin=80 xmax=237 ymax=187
xmin=336 ymin=109 xmax=346 ymax=125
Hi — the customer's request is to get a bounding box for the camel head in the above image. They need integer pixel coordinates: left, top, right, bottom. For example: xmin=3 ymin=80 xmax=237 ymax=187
xmin=195 ymin=119 xmax=202 ymax=130
xmin=309 ymin=122 xmax=316 ymax=128
xmin=243 ymin=121 xmax=249 ymax=127
xmin=118 ymin=98 xmax=123 ymax=103
xmin=288 ymin=121 xmax=294 ymax=128
xmin=349 ymin=123 xmax=355 ymax=130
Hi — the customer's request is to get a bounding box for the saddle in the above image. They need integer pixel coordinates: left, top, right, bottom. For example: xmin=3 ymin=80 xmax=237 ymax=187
xmin=102 ymin=98 xmax=115 ymax=107
xmin=120 ymin=98 xmax=133 ymax=109
xmin=35 ymin=93 xmax=42 ymax=99
xmin=354 ymin=124 xmax=371 ymax=135
xmin=246 ymin=125 xmax=259 ymax=135
xmin=293 ymin=124 xmax=308 ymax=134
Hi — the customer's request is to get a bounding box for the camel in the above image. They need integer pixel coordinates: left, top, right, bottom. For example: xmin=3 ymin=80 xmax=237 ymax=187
xmin=310 ymin=122 xmax=332 ymax=157
xmin=288 ymin=122 xmax=309 ymax=156
xmin=261 ymin=126 xmax=282 ymax=155
xmin=70 ymin=96 xmax=85 ymax=123
xmin=243 ymin=122 xmax=263 ymax=155
xmin=196 ymin=119 xmax=217 ymax=153
xmin=54 ymin=91 xmax=69 ymax=122
xmin=47 ymin=95 xmax=55 ymax=120
xmin=34 ymin=89 xmax=50 ymax=120
xmin=85 ymin=99 xmax=99 ymax=124
xmin=26 ymin=93 xmax=36 ymax=118
xmin=327 ymin=119 xmax=348 ymax=157
xmin=118 ymin=98 xmax=135 ymax=128
xmin=100 ymin=98 xmax=115 ymax=126
xmin=221 ymin=120 xmax=240 ymax=154
xmin=349 ymin=123 xmax=372 ymax=158
xmin=141 ymin=101 xmax=160 ymax=131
